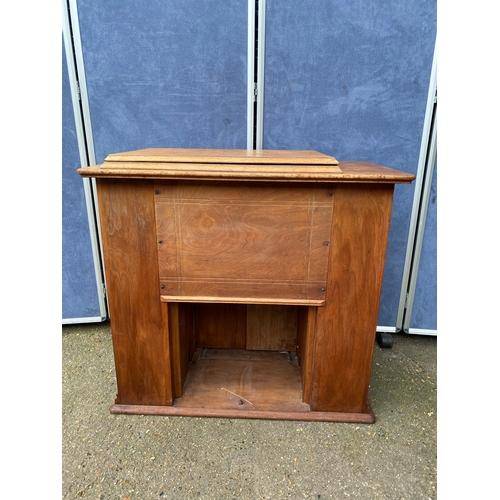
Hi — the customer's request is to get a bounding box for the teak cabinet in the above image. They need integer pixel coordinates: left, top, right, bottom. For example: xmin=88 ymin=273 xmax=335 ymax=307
xmin=78 ymin=148 xmax=414 ymax=423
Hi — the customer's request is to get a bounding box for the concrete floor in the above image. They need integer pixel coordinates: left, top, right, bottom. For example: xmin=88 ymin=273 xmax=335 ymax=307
xmin=62 ymin=321 xmax=436 ymax=499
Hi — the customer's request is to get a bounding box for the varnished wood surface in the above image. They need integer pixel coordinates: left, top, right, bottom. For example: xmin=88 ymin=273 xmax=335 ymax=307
xmin=199 ymin=348 xmax=291 ymax=362
xmin=174 ymin=351 xmax=307 ymax=413
xmin=104 ymin=148 xmax=340 ymax=165
xmin=77 ymin=148 xmax=414 ymax=183
xmin=246 ymin=305 xmax=298 ymax=351
xmin=78 ymin=161 xmax=414 ymax=182
xmin=78 ymin=162 xmax=343 ymax=181
xmin=160 ymin=295 xmax=325 ymax=306
xmin=336 ymin=162 xmax=415 ymax=183
xmin=97 ymin=179 xmax=173 ymax=406
xmin=194 ymin=304 xmax=246 ymax=349
xmin=159 ymin=282 xmax=327 ymax=302
xmin=109 ymin=403 xmax=375 ymax=423
xmin=296 ymin=306 xmax=317 ymax=404
xmin=80 ymin=150 xmax=413 ymax=422
xmin=155 ymin=181 xmax=333 ymax=302
xmin=166 ymin=303 xmax=194 ymax=399
xmin=310 ymin=184 xmax=395 ymax=413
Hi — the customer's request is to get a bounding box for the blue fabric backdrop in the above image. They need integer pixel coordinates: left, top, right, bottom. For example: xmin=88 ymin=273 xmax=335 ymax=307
xmin=262 ymin=0 xmax=437 ymax=328
xmin=76 ymin=0 xmax=248 ymax=164
xmin=63 ymin=1 xmax=437 ymax=328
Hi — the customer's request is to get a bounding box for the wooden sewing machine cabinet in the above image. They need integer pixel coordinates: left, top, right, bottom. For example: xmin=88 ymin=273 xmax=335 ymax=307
xmin=78 ymin=148 xmax=414 ymax=423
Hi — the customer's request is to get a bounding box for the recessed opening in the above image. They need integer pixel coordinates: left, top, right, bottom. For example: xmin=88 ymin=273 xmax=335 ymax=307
xmin=168 ymin=303 xmax=315 ymax=415
xmin=175 ymin=348 xmax=309 ymax=413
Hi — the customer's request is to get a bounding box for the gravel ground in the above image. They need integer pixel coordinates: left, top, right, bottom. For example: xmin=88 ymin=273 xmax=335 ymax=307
xmin=62 ymin=322 xmax=436 ymax=500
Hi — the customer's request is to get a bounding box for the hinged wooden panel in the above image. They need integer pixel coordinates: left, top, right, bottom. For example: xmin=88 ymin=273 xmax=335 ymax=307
xmin=154 ymin=181 xmax=334 ymax=302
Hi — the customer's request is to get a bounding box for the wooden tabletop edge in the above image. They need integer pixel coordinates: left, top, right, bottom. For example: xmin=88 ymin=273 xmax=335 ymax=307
xmin=104 ymin=149 xmax=340 ymax=166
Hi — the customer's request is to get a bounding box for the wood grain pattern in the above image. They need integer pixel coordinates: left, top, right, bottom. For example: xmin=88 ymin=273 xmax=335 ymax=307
xmin=194 ymin=304 xmax=246 ymax=349
xmin=174 ymin=351 xmax=307 ymax=413
xmin=310 ymin=184 xmax=395 ymax=413
xmin=246 ymin=305 xmax=298 ymax=351
xmin=160 ymin=295 xmax=325 ymax=306
xmin=199 ymin=349 xmax=291 ymax=362
xmin=104 ymin=148 xmax=340 ymax=165
xmin=155 ymin=181 xmax=333 ymax=302
xmin=80 ymin=149 xmax=413 ymax=423
xmin=167 ymin=303 xmax=195 ymax=399
xmin=335 ymin=162 xmax=415 ymax=182
xmin=78 ymin=163 xmax=344 ymax=181
xmin=159 ymin=280 xmax=327 ymax=302
xmin=96 ymin=179 xmax=173 ymax=406
xmin=296 ymin=306 xmax=317 ymax=404
xmin=78 ymin=154 xmax=414 ymax=183
xmin=109 ymin=403 xmax=375 ymax=423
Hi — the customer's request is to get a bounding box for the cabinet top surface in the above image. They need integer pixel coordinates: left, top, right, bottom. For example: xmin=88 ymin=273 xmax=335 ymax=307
xmin=78 ymin=148 xmax=414 ymax=184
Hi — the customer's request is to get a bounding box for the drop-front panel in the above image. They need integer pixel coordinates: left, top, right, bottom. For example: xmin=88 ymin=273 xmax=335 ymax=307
xmin=154 ymin=181 xmax=334 ymax=303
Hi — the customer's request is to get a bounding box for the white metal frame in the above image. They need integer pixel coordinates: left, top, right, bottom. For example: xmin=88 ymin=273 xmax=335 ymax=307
xmin=62 ymin=0 xmax=107 ymax=323
xmin=247 ymin=0 xmax=256 ymax=150
xmin=404 ymin=109 xmax=437 ymax=334
xmin=255 ymin=0 xmax=266 ymax=150
xmin=247 ymin=0 xmax=266 ymax=150
xmin=394 ymin=42 xmax=437 ymax=336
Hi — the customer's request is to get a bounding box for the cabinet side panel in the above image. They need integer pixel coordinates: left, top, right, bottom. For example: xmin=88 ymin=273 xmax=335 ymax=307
xmin=97 ymin=179 xmax=173 ymax=405
xmin=311 ymin=184 xmax=394 ymax=413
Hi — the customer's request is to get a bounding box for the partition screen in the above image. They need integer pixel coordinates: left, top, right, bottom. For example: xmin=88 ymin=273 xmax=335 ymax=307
xmin=63 ymin=0 xmax=248 ymax=322
xmin=410 ymin=162 xmax=437 ymax=331
xmin=262 ymin=0 xmax=436 ymax=327
xmin=62 ymin=40 xmax=103 ymax=321
xmin=76 ymin=0 xmax=248 ymax=164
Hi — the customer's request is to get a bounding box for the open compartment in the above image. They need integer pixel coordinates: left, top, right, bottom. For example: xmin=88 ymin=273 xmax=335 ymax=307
xmin=166 ymin=303 xmax=318 ymax=419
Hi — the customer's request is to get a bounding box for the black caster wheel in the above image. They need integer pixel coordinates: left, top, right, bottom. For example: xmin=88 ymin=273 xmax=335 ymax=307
xmin=376 ymin=332 xmax=393 ymax=349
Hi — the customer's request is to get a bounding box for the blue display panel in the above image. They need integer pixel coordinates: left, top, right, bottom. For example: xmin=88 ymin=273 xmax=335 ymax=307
xmin=263 ymin=0 xmax=436 ymax=327
xmin=76 ymin=0 xmax=248 ymax=164
xmin=62 ymin=39 xmax=102 ymax=320
xmin=410 ymin=162 xmax=437 ymax=330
